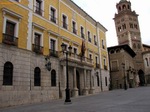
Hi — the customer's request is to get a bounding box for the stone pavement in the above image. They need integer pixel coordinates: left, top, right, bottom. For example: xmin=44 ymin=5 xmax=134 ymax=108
xmin=1 ymin=87 xmax=150 ymax=112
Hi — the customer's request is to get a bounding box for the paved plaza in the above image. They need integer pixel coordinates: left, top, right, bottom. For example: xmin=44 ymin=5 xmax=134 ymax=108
xmin=0 ymin=87 xmax=150 ymax=112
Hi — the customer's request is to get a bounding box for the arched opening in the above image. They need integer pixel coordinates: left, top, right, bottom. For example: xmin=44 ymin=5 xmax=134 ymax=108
xmin=138 ymin=70 xmax=145 ymax=86
xmin=3 ymin=62 xmax=13 ymax=85
xmin=76 ymin=70 xmax=81 ymax=95
xmin=122 ymin=5 xmax=126 ymax=10
xmin=34 ymin=67 xmax=41 ymax=86
xmin=51 ymin=69 xmax=56 ymax=86
xmin=96 ymin=73 xmax=100 ymax=87
xmin=119 ymin=6 xmax=121 ymax=11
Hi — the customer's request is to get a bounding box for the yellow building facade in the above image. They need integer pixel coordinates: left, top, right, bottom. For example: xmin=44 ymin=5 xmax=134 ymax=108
xmin=0 ymin=0 xmax=109 ymax=107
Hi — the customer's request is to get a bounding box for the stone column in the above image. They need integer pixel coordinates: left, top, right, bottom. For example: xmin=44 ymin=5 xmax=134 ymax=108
xmin=61 ymin=65 xmax=66 ymax=98
xmin=89 ymin=70 xmax=94 ymax=94
xmin=72 ymin=67 xmax=78 ymax=97
xmin=83 ymin=69 xmax=88 ymax=95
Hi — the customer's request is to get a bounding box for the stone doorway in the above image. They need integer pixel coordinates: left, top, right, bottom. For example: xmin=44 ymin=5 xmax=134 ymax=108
xmin=138 ymin=69 xmax=145 ymax=86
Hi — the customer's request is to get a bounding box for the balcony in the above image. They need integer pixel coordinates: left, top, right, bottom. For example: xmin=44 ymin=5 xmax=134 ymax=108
xmin=94 ymin=41 xmax=97 ymax=46
xmin=104 ymin=65 xmax=107 ymax=70
xmin=2 ymin=33 xmax=18 ymax=46
xmin=50 ymin=15 xmax=57 ymax=24
xmin=32 ymin=44 xmax=43 ymax=54
xmin=60 ymin=52 xmax=93 ymax=66
xmin=34 ymin=6 xmax=43 ymax=16
xmin=50 ymin=49 xmax=58 ymax=57
xmin=81 ymin=33 xmax=85 ymax=39
xmin=73 ymin=28 xmax=77 ymax=34
xmin=96 ymin=63 xmax=100 ymax=68
xmin=88 ymin=37 xmax=91 ymax=42
xmin=62 ymin=22 xmax=68 ymax=29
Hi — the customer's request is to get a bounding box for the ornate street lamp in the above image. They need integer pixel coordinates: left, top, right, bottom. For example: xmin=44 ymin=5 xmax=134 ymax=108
xmin=61 ymin=43 xmax=72 ymax=103
xmin=122 ymin=63 xmax=127 ymax=90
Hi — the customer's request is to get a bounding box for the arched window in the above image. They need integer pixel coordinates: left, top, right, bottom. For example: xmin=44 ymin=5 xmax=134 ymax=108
xmin=145 ymin=58 xmax=149 ymax=66
xmin=96 ymin=73 xmax=100 ymax=87
xmin=119 ymin=6 xmax=121 ymax=11
xmin=3 ymin=62 xmax=13 ymax=85
xmin=34 ymin=67 xmax=41 ymax=86
xmin=123 ymin=5 xmax=126 ymax=9
xmin=51 ymin=69 xmax=56 ymax=86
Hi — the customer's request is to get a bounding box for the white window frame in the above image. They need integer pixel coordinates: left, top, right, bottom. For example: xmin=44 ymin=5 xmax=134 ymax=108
xmin=95 ymin=55 xmax=99 ymax=64
xmin=49 ymin=37 xmax=58 ymax=51
xmin=34 ymin=0 xmax=44 ymax=16
xmin=33 ymin=30 xmax=43 ymax=47
xmin=49 ymin=5 xmax=57 ymax=24
xmin=80 ymin=25 xmax=85 ymax=38
xmin=3 ymin=16 xmax=20 ymax=38
xmin=73 ymin=46 xmax=78 ymax=54
xmin=87 ymin=30 xmax=91 ymax=42
xmin=71 ymin=19 xmax=77 ymax=34
xmin=62 ymin=13 xmax=68 ymax=30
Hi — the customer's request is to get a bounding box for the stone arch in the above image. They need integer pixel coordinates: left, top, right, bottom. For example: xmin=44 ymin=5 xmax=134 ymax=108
xmin=138 ymin=69 xmax=145 ymax=86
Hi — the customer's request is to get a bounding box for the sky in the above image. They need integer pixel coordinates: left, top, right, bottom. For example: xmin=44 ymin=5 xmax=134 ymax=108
xmin=72 ymin=0 xmax=150 ymax=47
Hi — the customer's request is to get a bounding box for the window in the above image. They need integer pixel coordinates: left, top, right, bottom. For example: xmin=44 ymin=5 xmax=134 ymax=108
xmin=94 ymin=35 xmax=97 ymax=45
xmin=50 ymin=39 xmax=58 ymax=57
xmin=105 ymin=77 xmax=107 ymax=86
xmin=51 ymin=69 xmax=56 ymax=86
xmin=3 ymin=21 xmax=17 ymax=45
xmin=3 ymin=62 xmax=13 ymax=85
xmin=81 ymin=26 xmax=84 ymax=38
xmin=102 ymin=40 xmax=105 ymax=49
xmin=118 ymin=26 xmax=121 ymax=32
xmin=74 ymin=48 xmax=77 ymax=54
xmin=72 ymin=21 xmax=77 ymax=34
xmin=88 ymin=31 xmax=91 ymax=42
xmin=35 ymin=0 xmax=42 ymax=16
xmin=32 ymin=31 xmax=43 ymax=54
xmin=145 ymin=58 xmax=149 ymax=67
xmin=122 ymin=24 xmax=126 ymax=30
xmin=34 ymin=33 xmax=41 ymax=46
xmin=50 ymin=7 xmax=56 ymax=23
xmin=95 ymin=56 xmax=98 ymax=64
xmin=103 ymin=58 xmax=107 ymax=70
xmin=129 ymin=23 xmax=133 ymax=28
xmin=50 ymin=39 xmax=55 ymax=51
xmin=34 ymin=67 xmax=41 ymax=86
xmin=89 ymin=54 xmax=92 ymax=59
xmin=96 ymin=73 xmax=100 ymax=86
xmin=62 ymin=15 xmax=67 ymax=29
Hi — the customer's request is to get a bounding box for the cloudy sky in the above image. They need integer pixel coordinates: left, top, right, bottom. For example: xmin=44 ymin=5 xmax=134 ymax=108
xmin=72 ymin=0 xmax=150 ymax=47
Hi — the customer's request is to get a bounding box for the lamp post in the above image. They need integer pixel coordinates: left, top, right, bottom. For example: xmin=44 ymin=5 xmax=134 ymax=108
xmin=122 ymin=63 xmax=127 ymax=90
xmin=61 ymin=43 xmax=72 ymax=103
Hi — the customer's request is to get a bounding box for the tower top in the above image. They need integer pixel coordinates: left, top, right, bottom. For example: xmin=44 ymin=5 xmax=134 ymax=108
xmin=120 ymin=0 xmax=127 ymax=2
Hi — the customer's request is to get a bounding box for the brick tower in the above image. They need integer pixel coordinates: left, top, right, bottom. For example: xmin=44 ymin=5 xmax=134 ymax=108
xmin=113 ymin=0 xmax=145 ymax=86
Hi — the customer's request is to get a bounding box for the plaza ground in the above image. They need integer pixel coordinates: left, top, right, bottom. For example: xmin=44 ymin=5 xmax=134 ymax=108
xmin=0 ymin=86 xmax=150 ymax=112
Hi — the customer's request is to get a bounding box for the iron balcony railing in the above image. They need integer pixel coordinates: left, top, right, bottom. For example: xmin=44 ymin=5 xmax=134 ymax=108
xmin=50 ymin=15 xmax=57 ymax=23
xmin=60 ymin=52 xmax=93 ymax=65
xmin=81 ymin=33 xmax=85 ymax=39
xmin=2 ymin=33 xmax=18 ymax=46
xmin=96 ymin=63 xmax=100 ymax=68
xmin=104 ymin=65 xmax=107 ymax=70
xmin=34 ymin=6 xmax=43 ymax=16
xmin=49 ymin=49 xmax=58 ymax=57
xmin=32 ymin=44 xmax=43 ymax=54
xmin=62 ymin=22 xmax=68 ymax=29
xmin=73 ymin=28 xmax=77 ymax=34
